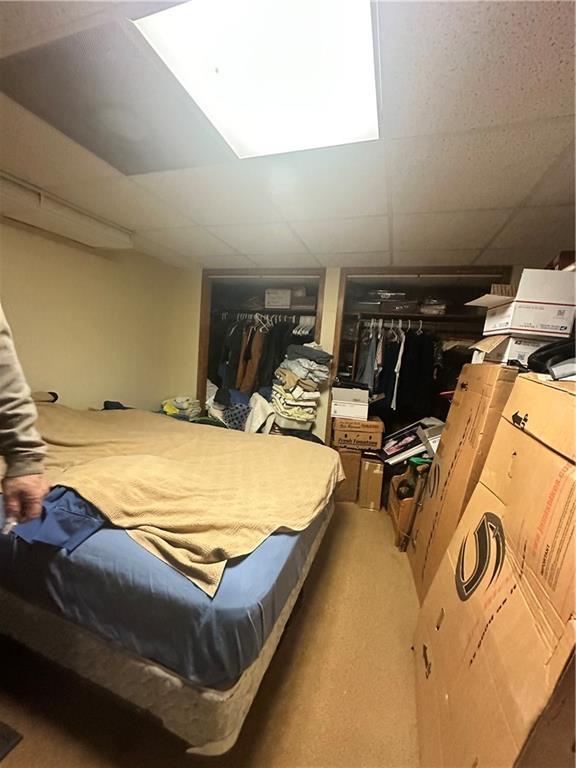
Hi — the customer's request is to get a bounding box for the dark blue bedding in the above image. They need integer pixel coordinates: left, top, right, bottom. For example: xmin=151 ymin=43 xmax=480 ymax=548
xmin=0 ymin=503 xmax=328 ymax=689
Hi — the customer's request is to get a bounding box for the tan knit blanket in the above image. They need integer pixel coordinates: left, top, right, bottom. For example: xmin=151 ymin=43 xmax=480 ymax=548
xmin=36 ymin=404 xmax=343 ymax=596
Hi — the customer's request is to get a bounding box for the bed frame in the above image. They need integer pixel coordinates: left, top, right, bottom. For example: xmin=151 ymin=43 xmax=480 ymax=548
xmin=0 ymin=501 xmax=333 ymax=755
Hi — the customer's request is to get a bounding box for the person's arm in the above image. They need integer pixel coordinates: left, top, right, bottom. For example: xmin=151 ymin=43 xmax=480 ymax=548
xmin=0 ymin=304 xmax=48 ymax=521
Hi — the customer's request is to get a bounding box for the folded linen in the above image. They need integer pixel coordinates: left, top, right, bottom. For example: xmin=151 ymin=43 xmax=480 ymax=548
xmin=286 ymin=344 xmax=333 ymax=365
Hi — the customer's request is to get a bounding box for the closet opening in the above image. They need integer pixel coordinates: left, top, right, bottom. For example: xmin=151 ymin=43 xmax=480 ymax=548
xmin=197 ymin=268 xmax=326 ymax=414
xmin=332 ymin=266 xmax=511 ymax=431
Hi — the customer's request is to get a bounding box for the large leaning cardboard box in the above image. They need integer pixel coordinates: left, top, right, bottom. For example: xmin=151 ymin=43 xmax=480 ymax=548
xmin=335 ymin=449 xmax=361 ymax=502
xmin=408 ymin=363 xmax=517 ymax=602
xmin=414 ymin=375 xmax=575 ymax=768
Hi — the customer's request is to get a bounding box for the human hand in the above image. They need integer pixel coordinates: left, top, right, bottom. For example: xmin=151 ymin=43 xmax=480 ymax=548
xmin=2 ymin=474 xmax=49 ymax=523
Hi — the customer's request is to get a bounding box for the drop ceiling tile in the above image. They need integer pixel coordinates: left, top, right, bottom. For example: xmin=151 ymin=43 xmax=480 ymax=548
xmin=0 ymin=1 xmax=116 ymax=57
xmin=47 ymin=177 xmax=195 ymax=229
xmin=206 ymin=223 xmax=307 ymax=256
xmin=139 ymin=226 xmax=237 ymax=257
xmin=476 ymin=248 xmax=554 ymax=268
xmin=247 ymin=253 xmax=321 ymax=268
xmin=199 ymin=254 xmax=256 ymax=268
xmin=393 ymin=250 xmax=479 ymax=267
xmin=388 ymin=118 xmax=574 ymax=213
xmin=492 ymin=206 xmax=575 ymax=249
xmin=377 ymin=2 xmax=575 ymax=137
xmin=291 ymin=216 xmax=389 ymax=253
xmin=314 ymin=252 xmax=391 ymax=267
xmin=528 ymin=144 xmax=575 ymax=206
xmin=255 ymin=140 xmax=388 ymax=220
xmin=0 ymin=21 xmax=234 ymax=175
xmin=394 ymin=210 xmax=511 ymax=251
xmin=0 ymin=93 xmax=120 ymax=189
xmin=132 ymin=232 xmax=200 ymax=269
xmin=132 ymin=164 xmax=283 ymax=226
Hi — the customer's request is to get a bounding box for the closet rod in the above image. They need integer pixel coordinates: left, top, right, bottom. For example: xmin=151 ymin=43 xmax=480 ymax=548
xmin=214 ymin=309 xmax=316 ymax=317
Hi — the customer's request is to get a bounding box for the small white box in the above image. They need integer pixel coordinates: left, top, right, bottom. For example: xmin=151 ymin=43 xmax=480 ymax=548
xmin=265 ymin=288 xmax=291 ymax=309
xmin=467 ymin=269 xmax=575 ymax=337
xmin=470 ymin=335 xmax=552 ymax=365
xmin=331 ymin=387 xmax=369 ymax=420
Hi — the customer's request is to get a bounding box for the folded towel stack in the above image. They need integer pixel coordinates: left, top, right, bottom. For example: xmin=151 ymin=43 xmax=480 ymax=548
xmin=272 ymin=343 xmax=332 ymax=430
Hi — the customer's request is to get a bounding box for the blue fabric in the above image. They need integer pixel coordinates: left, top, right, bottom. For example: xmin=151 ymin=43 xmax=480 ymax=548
xmin=0 ymin=500 xmax=327 ymax=689
xmin=222 ymin=402 xmax=251 ymax=431
xmin=229 ymin=389 xmax=250 ymax=405
xmin=14 ymin=487 xmax=104 ymax=553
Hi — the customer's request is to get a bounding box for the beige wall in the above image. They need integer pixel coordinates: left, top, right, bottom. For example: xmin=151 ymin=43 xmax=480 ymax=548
xmin=0 ymin=221 xmax=202 ymax=410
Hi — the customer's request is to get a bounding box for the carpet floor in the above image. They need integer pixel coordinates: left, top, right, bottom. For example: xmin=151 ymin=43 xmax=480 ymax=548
xmin=0 ymin=503 xmax=420 ymax=768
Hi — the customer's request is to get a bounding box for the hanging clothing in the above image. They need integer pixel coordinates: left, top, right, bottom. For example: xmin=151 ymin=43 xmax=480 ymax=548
xmin=356 ymin=331 xmax=378 ymax=389
xmin=237 ymin=329 xmax=267 ymax=395
xmin=207 ymin=317 xmax=229 ymax=386
xmin=235 ymin=327 xmax=254 ymax=388
xmin=375 ymin=336 xmax=400 ymax=408
xmin=390 ymin=330 xmax=406 ymax=411
xmin=396 ymin=331 xmax=436 ymax=419
xmin=257 ymin=323 xmax=294 ymax=388
xmin=211 ymin=315 xmax=308 ymax=402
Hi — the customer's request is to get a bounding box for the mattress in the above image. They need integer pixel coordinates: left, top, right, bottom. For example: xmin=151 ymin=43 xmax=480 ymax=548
xmin=0 ymin=502 xmax=334 ymax=754
xmin=0 ymin=502 xmax=328 ymax=689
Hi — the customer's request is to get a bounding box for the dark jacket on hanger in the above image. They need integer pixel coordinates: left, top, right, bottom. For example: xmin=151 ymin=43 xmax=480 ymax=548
xmin=396 ymin=331 xmax=436 ymax=419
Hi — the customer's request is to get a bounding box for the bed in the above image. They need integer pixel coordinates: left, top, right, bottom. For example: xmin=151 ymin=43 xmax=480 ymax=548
xmin=0 ymin=405 xmax=340 ymax=754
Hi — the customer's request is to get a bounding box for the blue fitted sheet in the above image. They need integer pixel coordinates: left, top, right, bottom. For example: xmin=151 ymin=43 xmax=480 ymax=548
xmin=0 ymin=504 xmax=329 ymax=689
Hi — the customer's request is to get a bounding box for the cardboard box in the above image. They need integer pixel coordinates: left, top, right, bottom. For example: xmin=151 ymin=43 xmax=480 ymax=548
xmin=264 ymin=288 xmax=291 ymax=309
xmin=388 ymin=463 xmax=430 ymax=549
xmin=358 ymin=453 xmax=384 ymax=511
xmin=470 ymin=334 xmax=551 ymax=366
xmin=330 ymin=387 xmax=369 ymax=420
xmin=408 ymin=363 xmax=517 ymax=602
xmin=332 ymin=416 xmax=384 ymax=450
xmin=388 ymin=467 xmax=415 ymax=546
xmin=414 ymin=375 xmax=575 ymax=768
xmin=335 ymin=449 xmax=361 ymax=502
xmin=467 ymin=268 xmax=575 ymax=337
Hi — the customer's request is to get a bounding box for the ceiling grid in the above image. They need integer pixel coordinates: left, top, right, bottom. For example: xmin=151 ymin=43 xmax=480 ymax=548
xmin=0 ymin=0 xmax=573 ymax=268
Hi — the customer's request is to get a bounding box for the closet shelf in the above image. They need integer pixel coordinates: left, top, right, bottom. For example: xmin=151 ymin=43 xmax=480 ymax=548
xmin=344 ymin=312 xmax=484 ymax=321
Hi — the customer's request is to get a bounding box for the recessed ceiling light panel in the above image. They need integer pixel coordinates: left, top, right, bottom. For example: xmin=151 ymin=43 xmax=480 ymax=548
xmin=134 ymin=0 xmax=379 ymax=158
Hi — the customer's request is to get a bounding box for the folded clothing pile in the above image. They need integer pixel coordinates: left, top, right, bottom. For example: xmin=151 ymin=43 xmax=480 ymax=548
xmin=272 ymin=343 xmax=332 ymax=430
xmin=161 ymin=397 xmax=201 ymax=421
